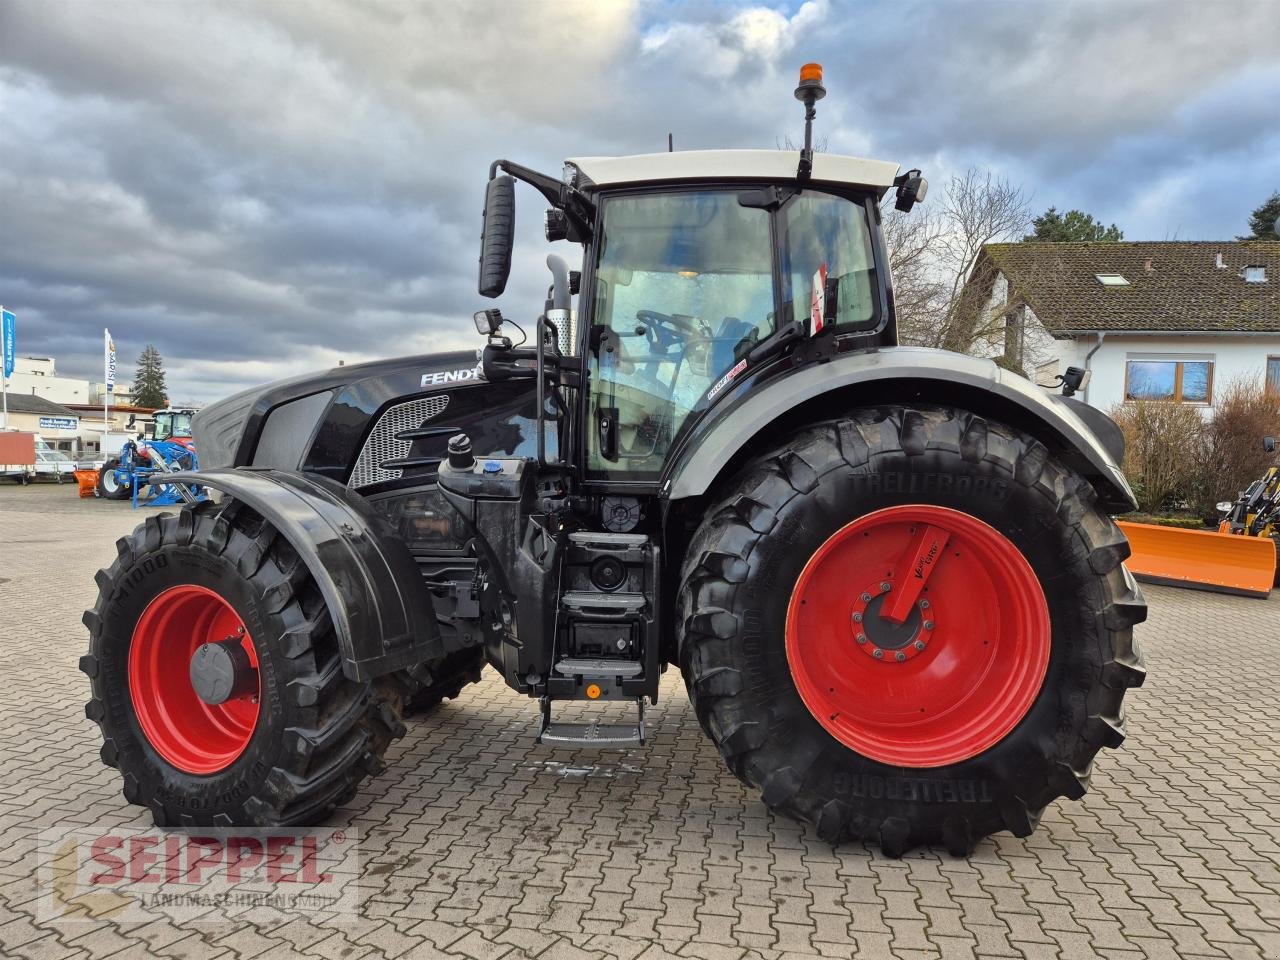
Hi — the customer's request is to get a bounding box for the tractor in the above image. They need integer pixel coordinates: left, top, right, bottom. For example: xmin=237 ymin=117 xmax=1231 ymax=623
xmin=82 ymin=66 xmax=1146 ymax=856
xmin=97 ymin=407 xmax=201 ymax=504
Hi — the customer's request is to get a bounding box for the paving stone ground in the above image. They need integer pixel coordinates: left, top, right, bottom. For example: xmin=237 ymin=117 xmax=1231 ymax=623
xmin=0 ymin=482 xmax=1277 ymax=960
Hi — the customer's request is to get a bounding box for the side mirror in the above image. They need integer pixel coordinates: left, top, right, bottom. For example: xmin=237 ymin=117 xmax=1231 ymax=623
xmin=1264 ymin=436 xmax=1276 ymax=454
xmin=478 ymin=175 xmax=516 ymax=298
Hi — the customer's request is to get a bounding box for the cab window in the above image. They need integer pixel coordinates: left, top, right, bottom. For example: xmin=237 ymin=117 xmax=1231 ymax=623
xmin=587 ymin=191 xmax=775 ymax=478
xmin=779 ymin=192 xmax=878 ymax=330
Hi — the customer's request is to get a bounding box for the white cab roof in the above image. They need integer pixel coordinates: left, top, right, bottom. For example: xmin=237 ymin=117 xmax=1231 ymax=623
xmin=567 ymin=149 xmax=900 ymax=193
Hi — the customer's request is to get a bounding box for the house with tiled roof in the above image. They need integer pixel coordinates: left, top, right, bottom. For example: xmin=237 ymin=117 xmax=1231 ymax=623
xmin=961 ymin=241 xmax=1280 ymax=412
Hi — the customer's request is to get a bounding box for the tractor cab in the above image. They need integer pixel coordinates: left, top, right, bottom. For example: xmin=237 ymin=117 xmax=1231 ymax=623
xmin=472 ymin=67 xmax=925 ymax=496
xmin=151 ymin=408 xmax=195 ymax=444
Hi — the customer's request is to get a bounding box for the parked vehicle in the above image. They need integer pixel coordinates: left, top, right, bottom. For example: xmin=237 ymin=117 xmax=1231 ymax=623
xmin=82 ymin=68 xmax=1146 ymax=855
xmin=1 ymin=431 xmax=36 ymax=484
xmin=34 ymin=438 xmax=79 ymax=482
xmin=97 ymin=408 xmax=198 ymax=502
xmin=1218 ymin=437 xmax=1280 ymax=539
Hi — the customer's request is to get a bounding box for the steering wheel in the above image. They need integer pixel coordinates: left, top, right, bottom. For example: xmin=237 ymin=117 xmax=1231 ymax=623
xmin=635 ymin=309 xmax=703 ymax=340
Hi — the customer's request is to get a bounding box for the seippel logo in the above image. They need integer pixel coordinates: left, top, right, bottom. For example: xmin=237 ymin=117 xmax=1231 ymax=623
xmin=38 ymin=827 xmax=359 ymax=924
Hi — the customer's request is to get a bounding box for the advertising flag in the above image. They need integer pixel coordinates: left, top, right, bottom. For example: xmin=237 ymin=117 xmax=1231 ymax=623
xmin=2 ymin=308 xmax=14 ymax=379
xmin=105 ymin=329 xmax=116 ymax=393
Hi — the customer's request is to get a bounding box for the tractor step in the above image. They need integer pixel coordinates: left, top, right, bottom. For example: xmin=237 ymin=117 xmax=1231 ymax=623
xmin=537 ymin=696 xmax=646 ymax=747
xmin=554 ymin=657 xmax=643 ymax=677
xmin=538 ymin=721 xmax=644 ymax=747
xmin=560 ymin=592 xmax=646 ymax=614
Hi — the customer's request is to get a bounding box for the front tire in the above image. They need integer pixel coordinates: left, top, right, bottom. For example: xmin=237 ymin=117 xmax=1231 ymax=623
xmin=677 ymin=407 xmax=1147 ymax=855
xmin=97 ymin=459 xmax=130 ymax=500
xmin=81 ymin=500 xmax=406 ymax=827
xmin=397 ymin=647 xmax=485 ymax=716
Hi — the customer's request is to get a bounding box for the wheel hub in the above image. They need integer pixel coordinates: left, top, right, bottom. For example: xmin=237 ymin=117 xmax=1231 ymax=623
xmin=189 ymin=632 xmax=258 ymax=705
xmin=850 ymin=584 xmax=934 ymax=663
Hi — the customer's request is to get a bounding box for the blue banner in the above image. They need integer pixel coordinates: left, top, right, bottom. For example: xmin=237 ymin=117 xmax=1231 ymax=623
xmin=1 ymin=309 xmax=14 ymax=379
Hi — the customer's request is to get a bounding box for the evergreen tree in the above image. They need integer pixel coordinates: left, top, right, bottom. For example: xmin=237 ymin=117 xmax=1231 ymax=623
xmin=1025 ymin=207 xmax=1123 ymax=242
xmin=1240 ymin=191 xmax=1280 ymax=240
xmin=133 ymin=345 xmax=168 ymax=408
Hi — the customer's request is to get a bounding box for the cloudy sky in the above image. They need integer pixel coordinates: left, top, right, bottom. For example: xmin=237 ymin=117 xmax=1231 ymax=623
xmin=2 ymin=0 xmax=1278 ymax=402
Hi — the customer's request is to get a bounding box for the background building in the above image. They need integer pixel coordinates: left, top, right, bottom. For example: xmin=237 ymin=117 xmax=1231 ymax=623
xmin=962 ymin=241 xmax=1280 ymax=411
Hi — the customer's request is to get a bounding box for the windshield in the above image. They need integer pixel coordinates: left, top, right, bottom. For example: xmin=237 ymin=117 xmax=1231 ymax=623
xmin=587 ymin=191 xmax=774 ymax=477
xmin=585 ymin=187 xmax=878 ymax=480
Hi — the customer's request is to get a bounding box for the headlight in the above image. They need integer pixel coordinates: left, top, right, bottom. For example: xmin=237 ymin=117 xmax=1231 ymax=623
xmin=474 ymin=309 xmax=501 ymax=335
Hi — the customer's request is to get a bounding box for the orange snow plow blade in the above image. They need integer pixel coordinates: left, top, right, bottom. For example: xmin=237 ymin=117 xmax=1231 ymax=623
xmin=1117 ymin=521 xmax=1275 ymax=599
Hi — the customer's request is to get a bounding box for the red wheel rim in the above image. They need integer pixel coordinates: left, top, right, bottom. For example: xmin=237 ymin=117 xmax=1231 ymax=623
xmin=128 ymin=585 xmax=261 ymax=774
xmin=785 ymin=505 xmax=1050 ymax=767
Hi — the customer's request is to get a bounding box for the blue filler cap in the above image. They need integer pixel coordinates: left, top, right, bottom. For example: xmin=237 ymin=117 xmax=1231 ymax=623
xmin=482 ymin=460 xmax=503 ymax=474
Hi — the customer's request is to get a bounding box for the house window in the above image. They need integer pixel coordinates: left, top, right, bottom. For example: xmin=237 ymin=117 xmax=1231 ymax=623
xmin=1267 ymin=357 xmax=1280 ymax=397
xmin=1244 ymin=266 xmax=1267 ymax=283
xmin=1095 ymin=273 xmax=1130 ymax=286
xmin=1124 ymin=358 xmax=1213 ymax=404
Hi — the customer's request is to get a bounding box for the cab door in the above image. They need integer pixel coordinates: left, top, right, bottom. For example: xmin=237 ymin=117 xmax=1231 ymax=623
xmin=584 ymin=189 xmax=777 ymax=482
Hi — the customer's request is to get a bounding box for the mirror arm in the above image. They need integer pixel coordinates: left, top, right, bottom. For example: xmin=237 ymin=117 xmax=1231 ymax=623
xmin=491 ymin=159 xmax=595 ymax=241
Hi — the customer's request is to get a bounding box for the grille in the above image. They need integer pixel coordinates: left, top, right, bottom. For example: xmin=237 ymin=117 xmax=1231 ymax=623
xmin=348 ymin=394 xmax=450 ymax=488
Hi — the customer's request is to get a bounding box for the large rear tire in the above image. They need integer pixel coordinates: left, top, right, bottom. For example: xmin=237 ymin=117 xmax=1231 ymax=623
xmin=677 ymin=407 xmax=1147 ymax=856
xmin=81 ymin=500 xmax=407 ymax=827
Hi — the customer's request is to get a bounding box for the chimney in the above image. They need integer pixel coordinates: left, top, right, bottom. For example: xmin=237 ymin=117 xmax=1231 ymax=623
xmin=1143 ymin=258 xmax=1153 ymax=273
xmin=1215 ymin=252 xmax=1226 ymax=269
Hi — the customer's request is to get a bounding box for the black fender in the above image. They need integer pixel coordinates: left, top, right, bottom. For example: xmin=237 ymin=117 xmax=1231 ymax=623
xmin=168 ymin=468 xmax=441 ymax=681
xmin=665 ymin=346 xmax=1137 ymax=513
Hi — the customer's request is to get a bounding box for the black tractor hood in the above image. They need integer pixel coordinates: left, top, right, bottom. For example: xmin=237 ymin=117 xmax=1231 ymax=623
xmin=193 ymin=350 xmax=482 ymax=474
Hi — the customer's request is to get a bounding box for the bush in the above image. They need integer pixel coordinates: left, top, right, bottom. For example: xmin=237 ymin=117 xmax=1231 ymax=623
xmin=1197 ymin=378 xmax=1280 ymax=515
xmin=1111 ymin=400 xmax=1208 ymax=513
xmin=1111 ymin=378 xmax=1280 ymax=516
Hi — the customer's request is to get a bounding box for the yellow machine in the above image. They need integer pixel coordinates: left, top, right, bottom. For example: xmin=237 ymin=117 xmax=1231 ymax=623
xmin=1217 ymin=440 xmax=1280 ymax=540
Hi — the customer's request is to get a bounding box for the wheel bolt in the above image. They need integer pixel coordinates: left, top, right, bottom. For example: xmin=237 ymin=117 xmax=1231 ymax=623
xmin=919 ymin=599 xmax=930 ymax=609
xmin=861 ymin=592 xmax=872 ymax=602
xmin=856 ymin=633 xmax=867 ymax=644
xmin=924 ymin=620 xmax=934 ymax=630
xmin=880 ymin=582 xmax=892 ymax=592
xmin=914 ymin=640 xmax=926 ymax=651
xmin=852 ymin=612 xmax=863 ymax=623
xmin=894 ymin=651 xmax=906 ymax=662
xmin=872 ymin=648 xmax=884 ymax=659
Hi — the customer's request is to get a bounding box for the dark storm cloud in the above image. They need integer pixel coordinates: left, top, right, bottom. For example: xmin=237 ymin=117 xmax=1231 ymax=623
xmin=0 ymin=0 xmax=1277 ymax=400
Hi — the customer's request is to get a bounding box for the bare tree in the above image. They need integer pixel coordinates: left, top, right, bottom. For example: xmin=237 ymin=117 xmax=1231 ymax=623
xmin=883 ymin=167 xmax=1031 ymax=354
xmin=880 ymin=202 xmax=946 ymax=347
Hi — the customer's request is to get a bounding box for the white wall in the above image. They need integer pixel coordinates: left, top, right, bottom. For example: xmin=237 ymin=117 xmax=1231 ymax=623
xmin=3 ymin=357 xmax=132 ymax=406
xmin=1073 ymin=335 xmax=1276 ymax=413
xmin=6 ymin=357 xmax=96 ymax=405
